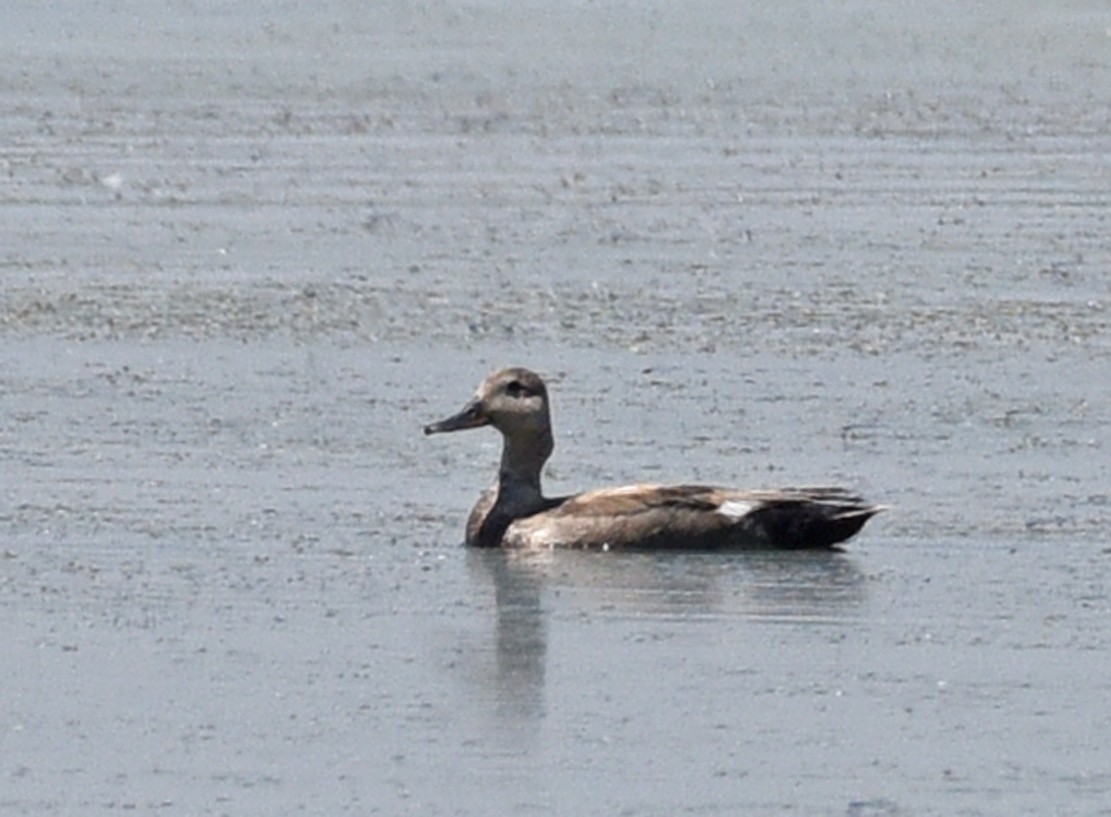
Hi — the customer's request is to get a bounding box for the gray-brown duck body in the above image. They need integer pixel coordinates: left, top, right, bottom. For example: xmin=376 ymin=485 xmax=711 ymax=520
xmin=424 ymin=368 xmax=883 ymax=550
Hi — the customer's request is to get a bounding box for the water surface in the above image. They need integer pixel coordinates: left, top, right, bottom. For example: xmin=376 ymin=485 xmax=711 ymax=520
xmin=2 ymin=1 xmax=1108 ymax=815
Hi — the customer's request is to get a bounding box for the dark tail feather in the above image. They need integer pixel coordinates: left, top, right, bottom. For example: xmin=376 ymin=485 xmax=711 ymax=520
xmin=752 ymin=500 xmax=885 ymax=549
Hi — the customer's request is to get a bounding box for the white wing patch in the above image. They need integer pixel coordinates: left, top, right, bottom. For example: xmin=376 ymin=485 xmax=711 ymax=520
xmin=716 ymin=499 xmax=754 ymax=520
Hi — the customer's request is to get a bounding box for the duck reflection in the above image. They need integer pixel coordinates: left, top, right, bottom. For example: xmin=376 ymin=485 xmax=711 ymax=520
xmin=465 ymin=549 xmax=549 ymax=722
xmin=465 ymin=548 xmax=868 ymax=723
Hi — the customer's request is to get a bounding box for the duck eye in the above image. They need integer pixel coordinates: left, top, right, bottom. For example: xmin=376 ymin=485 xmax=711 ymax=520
xmin=505 ymin=379 xmax=535 ymax=398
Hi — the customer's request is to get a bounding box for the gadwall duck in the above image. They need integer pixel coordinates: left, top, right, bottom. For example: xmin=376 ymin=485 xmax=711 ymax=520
xmin=424 ymin=368 xmax=883 ymax=550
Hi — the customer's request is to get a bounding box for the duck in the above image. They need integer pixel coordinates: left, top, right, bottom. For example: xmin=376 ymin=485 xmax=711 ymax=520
xmin=424 ymin=367 xmax=883 ymax=550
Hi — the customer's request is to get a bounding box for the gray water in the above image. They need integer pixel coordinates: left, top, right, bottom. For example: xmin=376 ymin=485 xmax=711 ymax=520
xmin=2 ymin=2 xmax=1109 ymax=815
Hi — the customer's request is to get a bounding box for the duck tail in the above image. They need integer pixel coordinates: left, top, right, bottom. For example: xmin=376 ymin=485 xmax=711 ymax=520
xmin=752 ymin=494 xmax=886 ymax=549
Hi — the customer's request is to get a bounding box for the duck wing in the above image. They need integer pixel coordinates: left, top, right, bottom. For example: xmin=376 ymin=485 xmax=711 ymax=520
xmin=504 ymin=484 xmax=882 ymax=550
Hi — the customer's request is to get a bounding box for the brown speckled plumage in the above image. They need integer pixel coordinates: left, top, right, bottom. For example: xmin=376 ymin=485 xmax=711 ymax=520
xmin=425 ymin=368 xmax=883 ymax=550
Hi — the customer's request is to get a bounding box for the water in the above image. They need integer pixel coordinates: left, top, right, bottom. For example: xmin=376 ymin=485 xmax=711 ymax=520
xmin=2 ymin=1 xmax=1109 ymax=815
xmin=6 ymin=531 xmax=1108 ymax=815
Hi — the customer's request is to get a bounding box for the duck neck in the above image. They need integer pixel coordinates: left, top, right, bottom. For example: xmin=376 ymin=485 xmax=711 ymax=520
xmin=495 ymin=427 xmax=553 ymax=515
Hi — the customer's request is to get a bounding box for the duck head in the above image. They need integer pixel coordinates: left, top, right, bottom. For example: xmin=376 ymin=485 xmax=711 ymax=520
xmin=424 ymin=367 xmax=552 ymax=439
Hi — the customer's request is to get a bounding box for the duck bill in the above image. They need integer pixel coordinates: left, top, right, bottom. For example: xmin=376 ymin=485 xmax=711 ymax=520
xmin=423 ymin=400 xmax=490 ymax=435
